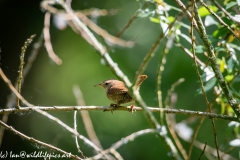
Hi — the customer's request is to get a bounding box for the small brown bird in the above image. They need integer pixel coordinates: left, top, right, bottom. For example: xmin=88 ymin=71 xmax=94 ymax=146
xmin=95 ymin=80 xmax=133 ymax=110
xmin=95 ymin=75 xmax=147 ymax=113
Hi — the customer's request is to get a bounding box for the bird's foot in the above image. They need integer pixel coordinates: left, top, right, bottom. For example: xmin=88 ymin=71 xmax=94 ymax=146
xmin=129 ymin=104 xmax=135 ymax=113
xmin=103 ymin=103 xmax=119 ymax=114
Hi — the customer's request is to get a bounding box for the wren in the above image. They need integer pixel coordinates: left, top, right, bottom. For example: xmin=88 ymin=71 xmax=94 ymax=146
xmin=95 ymin=75 xmax=147 ymax=113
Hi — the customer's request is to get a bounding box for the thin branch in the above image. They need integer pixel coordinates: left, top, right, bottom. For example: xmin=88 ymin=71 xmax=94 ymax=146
xmin=73 ymin=110 xmax=85 ymax=157
xmin=198 ymin=142 xmax=207 ymax=160
xmin=87 ymin=129 xmax=156 ymax=160
xmin=43 ymin=12 xmax=62 ymax=65
xmin=42 ymin=0 xmax=133 ymax=48
xmin=188 ymin=116 xmax=205 ymax=159
xmin=65 ymin=12 xmax=134 ymax=47
xmin=157 ymin=40 xmax=167 ymax=125
xmin=116 ymin=2 xmax=151 ymax=37
xmin=193 ymin=140 xmax=237 ymax=160
xmin=0 ymin=120 xmax=81 ymax=160
xmin=174 ymin=0 xmax=199 ymax=33
xmin=0 ymin=105 xmax=238 ymax=122
xmin=211 ymin=0 xmax=235 ymax=22
xmin=164 ymin=78 xmax=188 ymax=160
xmin=174 ymin=41 xmax=205 ymax=67
xmin=72 ymin=85 xmax=117 ymax=159
xmin=72 ymin=85 xmax=104 ymax=150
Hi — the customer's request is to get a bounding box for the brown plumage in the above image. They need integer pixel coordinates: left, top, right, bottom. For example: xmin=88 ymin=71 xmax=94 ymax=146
xmin=95 ymin=80 xmax=133 ymax=106
xmin=95 ymin=75 xmax=147 ymax=113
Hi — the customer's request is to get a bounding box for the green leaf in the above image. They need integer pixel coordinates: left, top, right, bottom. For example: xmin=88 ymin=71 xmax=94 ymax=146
xmin=149 ymin=17 xmax=160 ymax=23
xmin=212 ymin=27 xmax=229 ymax=38
xmin=196 ymin=77 xmax=217 ymax=95
xmin=167 ymin=16 xmax=175 ymax=23
xmin=225 ymin=75 xmax=234 ymax=82
xmin=215 ymin=46 xmax=225 ymax=52
xmin=198 ymin=6 xmax=218 ymax=17
xmin=195 ymin=45 xmax=204 ymax=54
xmin=226 ymin=2 xmax=237 ymax=10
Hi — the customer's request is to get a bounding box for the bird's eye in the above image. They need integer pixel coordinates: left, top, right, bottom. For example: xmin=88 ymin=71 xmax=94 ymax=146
xmin=104 ymin=82 xmax=109 ymax=86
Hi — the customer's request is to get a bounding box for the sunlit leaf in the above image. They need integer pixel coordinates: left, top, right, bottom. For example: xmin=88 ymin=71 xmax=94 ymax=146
xmin=150 ymin=17 xmax=160 ymax=23
xmin=225 ymin=75 xmax=234 ymax=82
xmin=198 ymin=6 xmax=218 ymax=17
xmin=160 ymin=21 xmax=169 ymax=35
xmin=202 ymin=66 xmax=215 ymax=82
xmin=217 ymin=58 xmax=226 ymax=73
xmin=237 ymin=0 xmax=240 ymax=6
xmin=167 ymin=16 xmax=175 ymax=23
xmin=229 ymin=139 xmax=240 ymax=147
xmin=205 ymin=15 xmax=219 ymax=26
xmin=232 ymin=15 xmax=240 ymax=23
xmin=228 ymin=121 xmax=240 ymax=127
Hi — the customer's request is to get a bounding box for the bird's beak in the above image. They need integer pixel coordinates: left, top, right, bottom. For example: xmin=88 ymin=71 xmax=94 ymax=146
xmin=94 ymin=83 xmax=102 ymax=87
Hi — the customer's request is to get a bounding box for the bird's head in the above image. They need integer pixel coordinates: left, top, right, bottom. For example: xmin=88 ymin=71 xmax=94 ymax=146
xmin=94 ymin=80 xmax=115 ymax=90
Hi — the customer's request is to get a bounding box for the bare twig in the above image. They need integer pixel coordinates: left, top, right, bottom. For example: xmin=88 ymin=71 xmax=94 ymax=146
xmin=66 ymin=12 xmax=134 ymax=47
xmin=188 ymin=117 xmax=205 ymax=159
xmin=73 ymin=85 xmax=104 ymax=150
xmin=164 ymin=78 xmax=188 ymax=160
xmin=73 ymin=111 xmax=85 ymax=158
xmin=198 ymin=142 xmax=207 ymax=160
xmin=0 ymin=105 xmax=238 ymax=122
xmin=0 ymin=120 xmax=81 ymax=160
xmin=174 ymin=0 xmax=199 ymax=33
xmin=193 ymin=140 xmax=237 ymax=160
xmin=42 ymin=1 xmax=133 ymax=48
xmin=44 ymin=12 xmax=62 ymax=65
xmin=174 ymin=41 xmax=205 ymax=67
xmin=87 ymin=129 xmax=156 ymax=160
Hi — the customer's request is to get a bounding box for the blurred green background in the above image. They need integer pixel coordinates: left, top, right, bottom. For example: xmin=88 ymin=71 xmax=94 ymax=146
xmin=0 ymin=0 xmax=238 ymax=159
